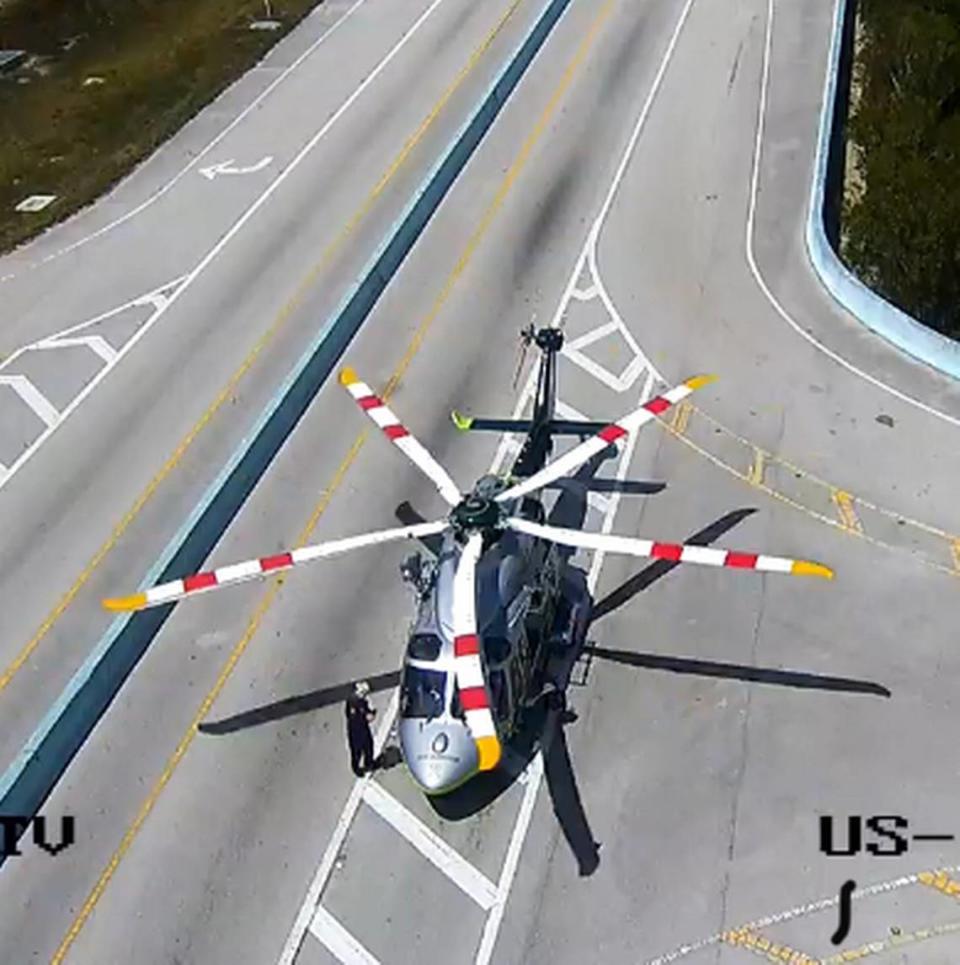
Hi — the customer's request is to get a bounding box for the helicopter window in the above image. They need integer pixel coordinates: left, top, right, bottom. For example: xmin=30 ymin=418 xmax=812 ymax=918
xmin=406 ymin=633 xmax=441 ymax=661
xmin=450 ymin=686 xmax=465 ymax=722
xmin=400 ymin=667 xmax=446 ymax=720
xmin=483 ymin=635 xmax=511 ymax=665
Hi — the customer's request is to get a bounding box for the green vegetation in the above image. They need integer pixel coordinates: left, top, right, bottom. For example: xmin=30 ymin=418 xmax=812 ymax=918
xmin=0 ymin=0 xmax=320 ymax=253
xmin=842 ymin=0 xmax=960 ymax=339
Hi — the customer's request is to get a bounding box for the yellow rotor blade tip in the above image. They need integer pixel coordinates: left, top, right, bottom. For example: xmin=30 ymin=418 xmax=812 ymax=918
xmin=451 ymin=410 xmax=473 ymax=431
xmin=339 ymin=366 xmax=358 ymax=387
xmin=102 ymin=592 xmax=148 ymax=612
xmin=791 ymin=560 xmax=834 ymax=580
xmin=686 ymin=373 xmax=718 ymax=391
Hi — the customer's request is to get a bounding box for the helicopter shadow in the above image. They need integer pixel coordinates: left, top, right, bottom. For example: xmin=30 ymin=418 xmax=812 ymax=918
xmin=589 ymin=506 xmax=890 ymax=697
xmin=197 ymin=670 xmax=401 ymax=735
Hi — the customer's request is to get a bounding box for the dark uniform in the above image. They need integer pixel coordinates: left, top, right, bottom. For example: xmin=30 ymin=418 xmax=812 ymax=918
xmin=345 ymin=692 xmax=376 ymax=777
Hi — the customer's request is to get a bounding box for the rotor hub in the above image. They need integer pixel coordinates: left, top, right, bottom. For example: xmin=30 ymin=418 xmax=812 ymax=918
xmin=451 ymin=494 xmax=502 ymax=535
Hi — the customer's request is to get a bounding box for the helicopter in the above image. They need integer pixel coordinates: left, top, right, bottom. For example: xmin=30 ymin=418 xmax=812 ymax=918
xmin=104 ymin=326 xmax=833 ymax=795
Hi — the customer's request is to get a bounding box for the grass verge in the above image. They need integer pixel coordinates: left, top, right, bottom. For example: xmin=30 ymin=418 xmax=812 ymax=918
xmin=841 ymin=0 xmax=960 ymax=340
xmin=0 ymin=0 xmax=323 ymax=255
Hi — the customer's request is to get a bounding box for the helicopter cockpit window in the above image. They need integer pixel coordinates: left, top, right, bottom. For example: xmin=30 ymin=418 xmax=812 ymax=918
xmin=400 ymin=666 xmax=446 ymax=720
xmin=406 ymin=633 xmax=442 ymax=661
xmin=483 ymin=635 xmax=511 ymax=666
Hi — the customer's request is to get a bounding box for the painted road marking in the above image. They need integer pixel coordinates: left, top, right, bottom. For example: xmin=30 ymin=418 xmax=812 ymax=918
xmin=35 ymin=334 xmax=118 ymax=364
xmin=0 ymin=275 xmax=186 ymax=489
xmin=819 ymin=920 xmax=960 ymax=963
xmin=0 ymin=0 xmax=447 ymax=496
xmin=279 ymin=693 xmax=398 ymax=965
xmin=919 ymin=868 xmax=960 ymax=899
xmin=362 ymin=780 xmax=499 ymax=910
xmin=0 ymin=0 xmax=523 ymax=699
xmin=644 ymin=866 xmax=960 ymax=964
xmin=670 ymin=400 xmax=692 ymax=435
xmin=746 ymin=0 xmax=960 ymax=432
xmin=951 ymin=539 xmax=960 ymax=574
xmin=0 ymin=374 xmax=59 ymax=427
xmin=0 ymin=0 xmax=371 ymax=283
xmin=309 ymin=905 xmax=381 ymax=964
xmin=747 ymin=446 xmax=766 ymax=487
xmin=831 ymin=488 xmax=863 ymax=534
xmin=53 ymin=5 xmax=602 ymax=956
xmin=722 ymin=928 xmax=818 ymax=963
xmin=199 ymin=156 xmax=274 ymax=180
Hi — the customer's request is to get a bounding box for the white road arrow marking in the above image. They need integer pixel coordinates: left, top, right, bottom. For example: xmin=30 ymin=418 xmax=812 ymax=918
xmin=198 ymin=156 xmax=274 ymax=180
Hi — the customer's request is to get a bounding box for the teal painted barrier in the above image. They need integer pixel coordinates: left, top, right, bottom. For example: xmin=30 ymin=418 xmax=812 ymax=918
xmin=0 ymin=0 xmax=575 ymax=842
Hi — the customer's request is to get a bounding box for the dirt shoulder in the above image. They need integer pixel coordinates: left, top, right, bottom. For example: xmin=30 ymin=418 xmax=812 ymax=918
xmin=0 ymin=0 xmax=322 ymax=255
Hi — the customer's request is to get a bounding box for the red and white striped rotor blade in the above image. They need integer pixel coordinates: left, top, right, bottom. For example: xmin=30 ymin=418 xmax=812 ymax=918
xmin=451 ymin=532 xmax=501 ymax=772
xmin=340 ymin=367 xmax=462 ymax=506
xmin=103 ymin=520 xmax=449 ymax=612
xmin=494 ymin=374 xmax=716 ymax=503
xmin=507 ymin=518 xmax=833 ymax=579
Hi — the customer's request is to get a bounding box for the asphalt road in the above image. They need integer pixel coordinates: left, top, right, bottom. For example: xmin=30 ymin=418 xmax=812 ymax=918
xmin=2 ymin=0 xmax=960 ymax=962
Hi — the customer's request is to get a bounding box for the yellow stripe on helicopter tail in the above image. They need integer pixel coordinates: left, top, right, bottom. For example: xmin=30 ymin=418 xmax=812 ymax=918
xmin=476 ymin=735 xmax=501 ymax=771
xmin=451 ymin=410 xmax=474 ymax=431
xmin=102 ymin=592 xmax=149 ymax=612
xmin=791 ymin=560 xmax=834 ymax=580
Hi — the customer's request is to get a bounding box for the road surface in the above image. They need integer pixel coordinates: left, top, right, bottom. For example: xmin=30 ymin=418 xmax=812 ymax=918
xmin=1 ymin=0 xmax=959 ymax=962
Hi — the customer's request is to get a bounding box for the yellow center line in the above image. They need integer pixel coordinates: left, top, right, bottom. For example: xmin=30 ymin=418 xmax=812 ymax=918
xmin=52 ymin=4 xmax=615 ymax=959
xmin=0 ymin=0 xmax=525 ymax=697
xmin=950 ymin=539 xmax=960 ymax=575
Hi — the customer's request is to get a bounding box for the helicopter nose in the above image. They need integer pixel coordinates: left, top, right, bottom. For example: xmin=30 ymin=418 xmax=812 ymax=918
xmin=399 ymin=720 xmax=478 ymax=795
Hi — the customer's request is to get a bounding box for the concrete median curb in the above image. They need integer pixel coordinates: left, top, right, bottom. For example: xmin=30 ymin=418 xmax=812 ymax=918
xmin=805 ymin=0 xmax=960 ymax=381
xmin=0 ymin=0 xmax=575 ymax=839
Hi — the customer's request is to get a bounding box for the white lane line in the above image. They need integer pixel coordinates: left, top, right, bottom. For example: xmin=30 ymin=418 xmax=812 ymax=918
xmin=0 ymin=0 xmax=447 ymax=495
xmin=745 ymin=0 xmax=960 ymax=429
xmin=0 ymin=0 xmax=370 ymax=283
xmin=476 ymin=753 xmax=543 ymax=965
xmin=362 ymin=780 xmax=499 ymax=910
xmin=0 ymin=375 xmax=59 ymax=428
xmin=277 ymin=690 xmax=399 ymax=965
xmin=309 ymin=905 xmax=381 ymax=965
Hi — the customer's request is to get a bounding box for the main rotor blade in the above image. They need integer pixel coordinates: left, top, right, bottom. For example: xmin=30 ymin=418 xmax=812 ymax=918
xmin=103 ymin=520 xmax=449 ymax=612
xmin=507 ymin=518 xmax=833 ymax=579
xmin=451 ymin=532 xmax=501 ymax=772
xmin=340 ymin=368 xmax=461 ymax=506
xmin=494 ymin=375 xmax=715 ymax=503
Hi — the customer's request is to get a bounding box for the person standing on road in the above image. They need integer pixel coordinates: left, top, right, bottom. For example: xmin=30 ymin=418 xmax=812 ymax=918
xmin=345 ymin=680 xmax=377 ymax=777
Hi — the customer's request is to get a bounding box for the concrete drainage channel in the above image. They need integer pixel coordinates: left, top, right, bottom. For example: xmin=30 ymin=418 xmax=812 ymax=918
xmin=0 ymin=0 xmax=577 ymax=848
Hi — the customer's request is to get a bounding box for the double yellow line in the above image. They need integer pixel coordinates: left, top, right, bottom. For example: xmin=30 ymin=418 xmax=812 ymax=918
xmin=53 ymin=1 xmax=615 ymax=959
